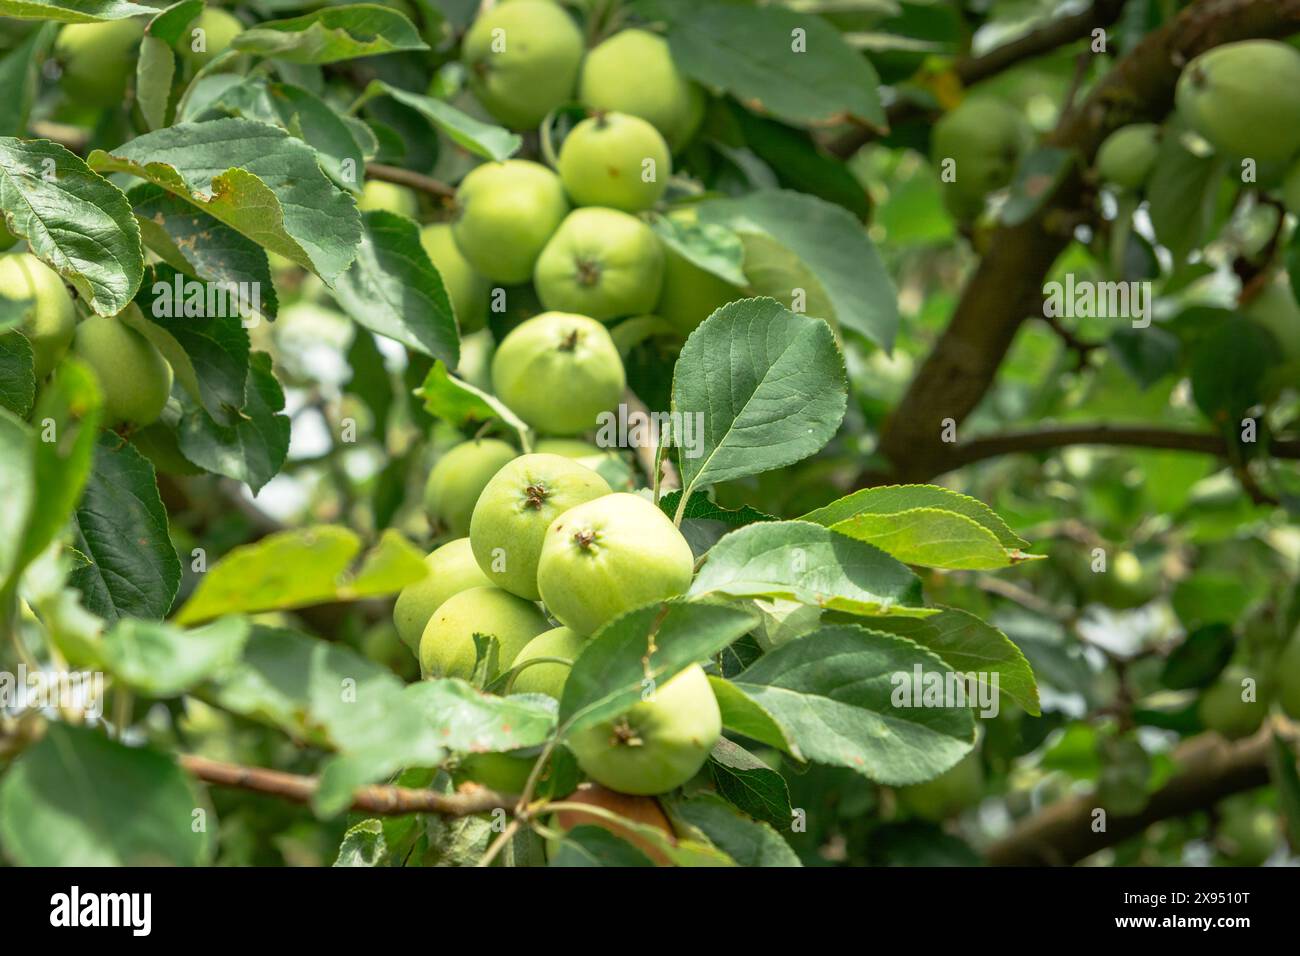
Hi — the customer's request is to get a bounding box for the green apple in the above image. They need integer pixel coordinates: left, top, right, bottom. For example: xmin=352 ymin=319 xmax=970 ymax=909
xmin=452 ymin=160 xmax=569 ymax=283
xmin=0 ymin=253 xmax=76 ymax=378
xmin=1176 ymin=41 xmax=1300 ymax=165
xmin=567 ymin=663 xmax=719 ymax=795
xmin=418 ymin=585 xmax=549 ymax=680
xmin=931 ymin=97 xmax=1028 ymax=221
xmin=1216 ymin=802 xmax=1280 ymax=866
xmin=469 ymin=452 xmax=611 ymax=600
xmin=895 ymin=749 xmax=984 ymax=821
xmin=419 ymin=223 xmax=489 ymax=333
xmin=534 ymin=208 xmax=664 ymax=320
xmin=579 ymin=29 xmax=705 ymax=151
xmin=655 ymin=213 xmax=743 ymax=337
xmin=0 ymin=219 xmax=17 ymax=251
xmin=454 ymin=751 xmax=535 ymax=794
xmin=558 ymin=112 xmax=672 ymax=212
xmin=422 ymin=437 xmax=517 ymax=536
xmin=537 ymin=492 xmax=694 ymax=636
xmin=178 ymin=8 xmax=244 ymax=69
xmin=508 ymin=626 xmax=586 ymax=698
xmin=1096 ymin=123 xmax=1161 ymax=191
xmin=71 ymin=306 xmax=174 ymax=427
xmin=457 ymin=328 xmax=495 ymax=390
xmin=490 ymin=312 xmax=625 ymax=435
xmin=547 ymin=782 xmax=675 ymax=864
xmin=1278 ymin=637 xmax=1300 ymax=720
xmin=55 ymin=18 xmax=144 ymax=108
xmin=1198 ymin=667 xmax=1267 ymax=740
xmin=462 ymin=0 xmax=584 ymax=129
xmin=393 ymin=538 xmax=493 ymax=653
xmin=358 ymin=180 xmax=419 ymax=219
xmin=1093 ymin=550 xmax=1162 ymax=610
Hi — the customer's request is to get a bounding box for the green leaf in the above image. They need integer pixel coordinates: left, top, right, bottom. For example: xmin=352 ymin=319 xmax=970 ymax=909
xmin=687 ymin=520 xmax=929 ymax=618
xmin=1146 ymin=132 xmax=1227 ymax=261
xmin=0 ymin=409 xmax=33 ymax=588
xmin=335 ymin=819 xmax=387 ymax=867
xmin=175 ymin=526 xmax=426 ymax=625
xmin=0 ymin=724 xmax=211 ymax=866
xmin=130 ymin=185 xmax=278 ymax=322
xmin=1159 ymin=622 xmax=1233 ymax=690
xmin=175 ymin=350 xmax=289 ymax=493
xmin=698 ymin=190 xmax=899 ymax=349
xmin=332 ymin=210 xmax=459 ymax=364
xmin=69 ymin=434 xmax=180 ymax=623
xmin=656 ymin=490 xmax=776 ymax=526
xmin=0 ymin=331 xmax=34 ymax=417
xmin=548 ymin=826 xmax=656 ymax=867
xmin=355 ymin=80 xmax=521 ymax=163
xmin=707 ymin=737 xmax=794 ymax=830
xmin=708 ymin=675 xmax=799 ymax=756
xmin=671 ymin=298 xmax=847 ymax=503
xmin=89 ymin=118 xmax=362 ymax=281
xmin=558 ymin=601 xmax=760 ymax=734
xmin=800 ymin=485 xmax=1036 ymax=570
xmin=668 ymin=4 xmax=884 ymax=129
xmin=405 ymin=679 xmax=557 ymax=752
xmin=232 ymin=4 xmax=429 ymax=64
xmin=731 ymin=624 xmax=976 ymax=784
xmin=0 ymin=138 xmax=144 ymax=316
xmin=846 ymin=608 xmax=1041 ymax=716
xmin=100 ymin=616 xmax=251 ymax=697
xmin=0 ymin=23 xmax=55 ymax=136
xmin=1269 ymin=732 xmax=1300 ymax=850
xmin=0 ymin=0 xmax=154 ymax=22
xmin=136 ymin=36 xmax=177 ymax=132
xmin=649 ymin=212 xmax=747 ymax=286
xmin=1190 ymin=316 xmax=1279 ymax=420
xmin=415 ymin=359 xmax=530 ymax=436
xmin=671 ymin=794 xmax=801 ymax=866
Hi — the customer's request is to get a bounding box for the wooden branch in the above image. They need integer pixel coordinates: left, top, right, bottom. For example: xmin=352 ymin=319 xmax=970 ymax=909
xmin=871 ymin=0 xmax=1300 ymax=485
xmin=179 ymin=754 xmax=514 ymax=817
xmin=366 ymin=163 xmax=456 ymax=200
xmin=985 ymin=727 xmax=1281 ymax=866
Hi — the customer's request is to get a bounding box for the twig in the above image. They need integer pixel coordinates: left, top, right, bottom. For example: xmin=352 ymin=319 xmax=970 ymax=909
xmin=366 ymin=163 xmax=456 ymax=200
xmin=622 ymin=389 xmax=681 ymax=492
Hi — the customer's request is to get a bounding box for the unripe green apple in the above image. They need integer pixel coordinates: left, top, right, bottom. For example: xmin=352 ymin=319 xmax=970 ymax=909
xmin=655 ymin=214 xmax=743 ymax=337
xmin=1096 ymin=123 xmax=1161 ymax=191
xmin=547 ymin=782 xmax=675 ymax=864
xmin=537 ymin=492 xmax=694 ymax=636
xmin=1217 ymin=802 xmax=1280 ymax=866
xmin=1093 ymin=550 xmax=1162 ymax=610
xmin=418 ymin=585 xmax=548 ymax=680
xmin=568 ymin=663 xmax=720 ymax=795
xmin=422 ymin=437 xmax=517 ymax=536
xmin=1278 ymin=637 xmax=1300 ymax=720
xmin=71 ymin=306 xmax=174 ymax=427
xmin=579 ymin=29 xmax=705 ymax=151
xmin=454 ymin=751 xmax=535 ymax=794
xmin=1243 ymin=271 xmax=1300 ymax=361
xmin=393 ymin=538 xmax=493 ymax=653
xmin=55 ymin=18 xmax=144 ymax=108
xmin=490 ymin=312 xmax=625 ymax=435
xmin=534 ymin=208 xmax=664 ymax=320
xmin=1176 ymin=41 xmax=1300 ymax=165
xmin=558 ymin=112 xmax=671 ymax=212
xmin=1198 ymin=667 xmax=1267 ymax=740
xmin=931 ymin=98 xmax=1028 ymax=221
xmin=0 ymin=253 xmax=76 ymax=378
xmin=895 ymin=749 xmax=984 ymax=821
xmin=178 ymin=8 xmax=244 ymax=69
xmin=462 ymin=0 xmax=584 ymax=129
xmin=358 ymin=180 xmax=419 ymax=219
xmin=508 ymin=625 xmax=585 ymax=698
xmin=419 ymin=223 xmax=489 ymax=333
xmin=0 ymin=219 xmax=17 ymax=251
xmin=469 ymin=453 xmax=610 ymax=600
xmin=452 ymin=160 xmax=569 ymax=283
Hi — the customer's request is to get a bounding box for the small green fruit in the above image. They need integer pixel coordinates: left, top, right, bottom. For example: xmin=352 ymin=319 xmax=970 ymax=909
xmin=654 ymin=213 xmax=742 ymax=336
xmin=393 ymin=538 xmax=493 ymax=653
xmin=567 ymin=663 xmax=720 ymax=795
xmin=462 ymin=0 xmax=584 ymax=129
xmin=558 ymin=112 xmax=671 ymax=212
xmin=1176 ymin=41 xmax=1300 ymax=165
xmin=469 ymin=452 xmax=611 ymax=600
xmin=457 ymin=328 xmax=495 ymax=390
xmin=1093 ymin=551 xmax=1162 ymax=610
xmin=896 ymin=750 xmax=984 ymax=821
xmin=931 ymin=98 xmax=1028 ymax=220
xmin=71 ymin=306 xmax=174 ymax=427
xmin=55 ymin=19 xmax=144 ymax=108
xmin=579 ymin=29 xmax=704 ymax=151
xmin=1096 ymin=123 xmax=1161 ymax=190
xmin=454 ymin=752 xmax=535 ymax=794
xmin=419 ymin=223 xmax=489 ymax=333
xmin=0 ymin=219 xmax=17 ymax=251
xmin=452 ymin=160 xmax=569 ymax=283
xmin=491 ymin=312 xmax=625 ymax=436
xmin=422 ymin=438 xmax=517 ymax=536
xmin=534 ymin=208 xmax=664 ymax=320
xmin=537 ymin=492 xmax=694 ymax=636
xmin=358 ymin=180 xmax=419 ymax=219
xmin=1278 ymin=637 xmax=1300 ymax=720
xmin=509 ymin=626 xmax=585 ymax=698
xmin=0 ymin=253 xmax=76 ymax=378
xmin=178 ymin=8 xmax=244 ymax=69
xmin=418 ymin=585 xmax=548 ymax=680
xmin=1198 ymin=667 xmax=1266 ymax=740
xmin=1217 ymin=802 xmax=1280 ymax=866
xmin=547 ymin=782 xmax=675 ymax=864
